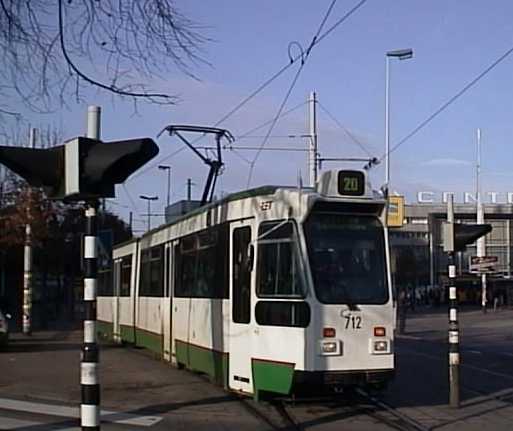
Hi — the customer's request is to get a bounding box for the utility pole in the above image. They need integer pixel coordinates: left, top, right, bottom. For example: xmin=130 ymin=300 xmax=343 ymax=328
xmin=140 ymin=195 xmax=158 ymax=231
xmin=81 ymin=106 xmax=101 ymax=430
xmin=23 ymin=127 xmax=36 ymax=335
xmin=158 ymin=165 xmax=171 ymax=208
xmin=308 ymin=91 xmax=318 ymax=187
xmin=476 ymin=128 xmax=487 ymax=313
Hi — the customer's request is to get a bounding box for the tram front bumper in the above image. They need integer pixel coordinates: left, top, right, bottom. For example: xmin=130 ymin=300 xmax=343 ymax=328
xmin=293 ymin=368 xmax=395 ymax=388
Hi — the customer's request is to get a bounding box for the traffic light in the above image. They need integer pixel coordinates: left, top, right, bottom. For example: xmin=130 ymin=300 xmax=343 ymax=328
xmin=0 ymin=137 xmax=158 ymax=200
xmin=0 ymin=145 xmax=65 ymax=198
xmin=443 ymin=222 xmax=492 ymax=252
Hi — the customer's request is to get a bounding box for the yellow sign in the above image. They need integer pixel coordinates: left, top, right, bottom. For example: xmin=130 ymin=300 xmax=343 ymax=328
xmin=387 ymin=196 xmax=404 ymax=227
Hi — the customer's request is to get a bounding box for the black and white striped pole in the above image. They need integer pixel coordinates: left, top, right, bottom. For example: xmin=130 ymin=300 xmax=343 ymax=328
xmin=448 ymin=248 xmax=459 ymax=408
xmin=81 ymin=201 xmax=100 ymax=430
xmin=82 ymin=106 xmax=101 ymax=429
xmin=443 ymin=195 xmax=460 ymax=407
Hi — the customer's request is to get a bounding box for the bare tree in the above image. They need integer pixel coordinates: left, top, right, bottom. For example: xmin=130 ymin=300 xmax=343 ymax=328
xmin=0 ymin=0 xmax=209 ymax=122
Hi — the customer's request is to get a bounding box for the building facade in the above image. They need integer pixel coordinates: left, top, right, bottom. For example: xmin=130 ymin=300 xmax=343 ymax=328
xmin=389 ymin=201 xmax=513 ymax=306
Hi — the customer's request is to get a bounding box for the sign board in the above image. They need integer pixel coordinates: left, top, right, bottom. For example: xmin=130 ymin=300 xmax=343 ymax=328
xmin=469 ymin=256 xmax=498 ymax=273
xmin=387 ymin=195 xmax=405 ymax=227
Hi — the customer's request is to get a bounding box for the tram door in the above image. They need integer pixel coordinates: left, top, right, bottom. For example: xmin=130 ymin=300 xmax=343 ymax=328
xmin=112 ymin=259 xmax=121 ymax=343
xmin=229 ymin=223 xmax=254 ymax=393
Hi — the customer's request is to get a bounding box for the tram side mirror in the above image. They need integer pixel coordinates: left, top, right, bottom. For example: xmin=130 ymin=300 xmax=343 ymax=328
xmin=247 ymin=244 xmax=255 ymax=272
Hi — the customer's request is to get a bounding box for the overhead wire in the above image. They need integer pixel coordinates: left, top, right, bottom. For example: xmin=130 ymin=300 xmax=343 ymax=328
xmin=235 ymin=101 xmax=307 ymax=140
xmin=122 ymin=184 xmax=139 ymax=213
xmin=381 ymin=44 xmax=513 ymax=163
xmin=128 ymin=102 xmax=307 ymax=183
xmin=131 ymin=0 xmax=368 ymax=183
xmin=129 ymin=146 xmax=187 ymax=181
xmin=318 ymin=101 xmax=373 ymax=157
xmin=246 ymin=61 xmax=308 ymax=187
xmin=247 ymin=0 xmax=368 ymax=186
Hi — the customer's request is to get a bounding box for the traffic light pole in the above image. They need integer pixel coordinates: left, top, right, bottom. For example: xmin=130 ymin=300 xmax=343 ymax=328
xmin=448 ymin=250 xmax=460 ymax=407
xmin=22 ymin=128 xmax=37 ymax=335
xmin=81 ymin=201 xmax=100 ymax=430
xmin=446 ymin=196 xmax=460 ymax=408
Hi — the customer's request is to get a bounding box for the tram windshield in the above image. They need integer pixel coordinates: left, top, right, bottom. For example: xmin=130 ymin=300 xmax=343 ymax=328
xmin=304 ymin=213 xmax=388 ymax=305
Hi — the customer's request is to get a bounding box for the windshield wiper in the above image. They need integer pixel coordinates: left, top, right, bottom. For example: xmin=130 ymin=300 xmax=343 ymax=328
xmin=346 ymin=301 xmax=360 ymax=311
xmin=338 ymin=283 xmax=360 ymax=311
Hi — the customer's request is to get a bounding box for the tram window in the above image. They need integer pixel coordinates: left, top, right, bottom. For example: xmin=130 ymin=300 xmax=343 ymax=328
xmin=304 ymin=213 xmax=388 ymax=305
xmin=120 ymin=255 xmax=132 ymax=297
xmin=255 ymin=301 xmax=310 ymax=327
xmin=139 ymin=245 xmax=164 ymax=297
xmin=232 ymin=227 xmax=251 ymax=324
xmin=257 ymin=221 xmax=305 ymax=298
xmin=174 ymin=225 xmax=229 ymax=298
xmin=98 ymin=265 xmax=113 ymax=296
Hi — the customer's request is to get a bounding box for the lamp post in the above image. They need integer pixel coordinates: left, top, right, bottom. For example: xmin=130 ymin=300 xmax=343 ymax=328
xmin=158 ymin=165 xmax=171 ymax=208
xmin=385 ymin=48 xmax=413 ymax=194
xmin=139 ymin=195 xmax=158 ymax=231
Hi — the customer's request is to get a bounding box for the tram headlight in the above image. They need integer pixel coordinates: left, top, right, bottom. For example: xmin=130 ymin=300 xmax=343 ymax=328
xmin=371 ymin=339 xmax=391 ymax=355
xmin=319 ymin=339 xmax=342 ymax=356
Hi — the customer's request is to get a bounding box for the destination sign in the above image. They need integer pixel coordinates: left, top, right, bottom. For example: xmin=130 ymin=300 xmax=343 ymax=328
xmin=337 ymin=170 xmax=364 ymax=196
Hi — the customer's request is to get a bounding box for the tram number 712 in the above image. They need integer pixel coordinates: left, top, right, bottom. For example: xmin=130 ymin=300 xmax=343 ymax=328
xmin=344 ymin=314 xmax=362 ymax=330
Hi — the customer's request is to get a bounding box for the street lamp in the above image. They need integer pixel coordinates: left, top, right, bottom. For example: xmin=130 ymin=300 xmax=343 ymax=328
xmin=139 ymin=195 xmax=158 ymax=231
xmin=385 ymin=48 xmax=413 ymax=195
xmin=158 ymin=165 xmax=171 ymax=208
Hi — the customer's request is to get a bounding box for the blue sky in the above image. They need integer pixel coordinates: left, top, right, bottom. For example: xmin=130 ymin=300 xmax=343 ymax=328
xmin=7 ymin=0 xmax=513 ymax=232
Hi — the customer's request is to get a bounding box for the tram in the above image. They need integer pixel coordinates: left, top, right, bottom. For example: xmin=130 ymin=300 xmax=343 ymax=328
xmin=97 ymin=169 xmax=395 ymax=399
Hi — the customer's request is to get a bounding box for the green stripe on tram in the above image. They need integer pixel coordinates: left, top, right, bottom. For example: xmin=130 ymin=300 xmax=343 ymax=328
xmin=97 ymin=320 xmax=113 ymax=340
xmin=120 ymin=324 xmax=135 ymax=343
xmin=175 ymin=340 xmax=228 ymax=387
xmin=252 ymin=359 xmax=295 ymax=398
xmin=135 ymin=328 xmax=163 ymax=354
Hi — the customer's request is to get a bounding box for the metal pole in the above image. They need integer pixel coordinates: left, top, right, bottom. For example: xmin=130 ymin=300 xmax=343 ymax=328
xmin=87 ymin=106 xmax=101 ymax=140
xmin=147 ymin=199 xmax=151 ymax=231
xmin=81 ymin=202 xmax=100 ymax=430
xmin=87 ymin=106 xmax=105 ymax=212
xmin=187 ymin=179 xmax=192 ymax=202
xmin=308 ymin=91 xmax=318 ymax=187
xmin=166 ymin=169 xmax=171 ymax=208
xmin=447 ymin=195 xmax=460 ymax=408
xmin=385 ymin=56 xmax=391 ymax=190
xmin=23 ymin=127 xmax=37 ymax=335
xmin=22 ymin=223 xmax=32 ymax=335
xmin=507 ymin=219 xmax=511 ymax=279
xmin=476 ymin=128 xmax=487 ymax=313
xmin=429 ymin=220 xmax=435 ymax=289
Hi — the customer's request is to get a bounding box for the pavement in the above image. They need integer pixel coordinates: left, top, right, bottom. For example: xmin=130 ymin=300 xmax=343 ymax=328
xmin=0 ymin=307 xmax=512 ymax=430
xmin=387 ymin=306 xmax=513 ymax=430
xmin=0 ymin=331 xmax=267 ymax=430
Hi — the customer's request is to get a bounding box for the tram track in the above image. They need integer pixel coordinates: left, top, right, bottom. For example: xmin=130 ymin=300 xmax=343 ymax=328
xmin=354 ymin=389 xmax=431 ymax=431
xmin=236 ymin=395 xmax=303 ymax=430
xmin=236 ymin=389 xmax=430 ymax=431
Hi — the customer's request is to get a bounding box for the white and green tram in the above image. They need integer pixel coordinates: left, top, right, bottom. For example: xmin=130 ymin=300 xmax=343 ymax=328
xmin=97 ymin=169 xmax=395 ymax=399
